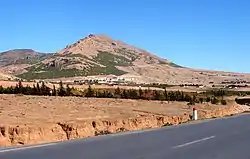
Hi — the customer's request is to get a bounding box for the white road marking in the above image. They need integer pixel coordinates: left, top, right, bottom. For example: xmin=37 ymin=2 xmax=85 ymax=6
xmin=0 ymin=143 xmax=57 ymax=153
xmin=173 ymin=136 xmax=215 ymax=148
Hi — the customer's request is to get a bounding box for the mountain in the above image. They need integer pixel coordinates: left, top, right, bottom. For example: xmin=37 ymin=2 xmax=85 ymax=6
xmin=0 ymin=49 xmax=52 ymax=75
xmin=2 ymin=34 xmax=250 ymax=84
xmin=0 ymin=49 xmax=41 ymax=66
xmin=16 ymin=34 xmax=183 ymax=81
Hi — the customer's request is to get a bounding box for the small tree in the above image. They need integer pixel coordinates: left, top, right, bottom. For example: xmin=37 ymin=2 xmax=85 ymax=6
xmin=211 ymin=97 xmax=219 ymax=104
xmin=18 ymin=80 xmax=23 ymax=93
xmin=5 ymin=86 xmax=14 ymax=94
xmin=138 ymin=88 xmax=143 ymax=99
xmin=66 ymin=84 xmax=72 ymax=96
xmin=32 ymin=84 xmax=37 ymax=95
xmin=192 ymin=94 xmax=197 ymax=103
xmin=188 ymin=97 xmax=196 ymax=105
xmin=40 ymin=82 xmax=47 ymax=95
xmin=199 ymin=97 xmax=204 ymax=104
xmin=152 ymin=90 xmax=163 ymax=100
xmin=0 ymin=86 xmax=3 ymax=94
xmin=143 ymin=89 xmax=152 ymax=100
xmin=183 ymin=94 xmax=191 ymax=102
xmin=52 ymin=85 xmax=57 ymax=96
xmin=58 ymin=81 xmax=66 ymax=96
xmin=102 ymin=90 xmax=106 ymax=98
xmin=36 ymin=83 xmax=41 ymax=95
xmin=106 ymin=91 xmax=114 ymax=98
xmin=187 ymin=101 xmax=195 ymax=105
xmin=206 ymin=97 xmax=211 ymax=103
xmin=14 ymin=84 xmax=19 ymax=94
xmin=121 ymin=89 xmax=128 ymax=99
xmin=221 ymin=90 xmax=225 ymax=100
xmin=163 ymin=89 xmax=168 ymax=101
xmin=221 ymin=99 xmax=227 ymax=105
xmin=114 ymin=87 xmax=121 ymax=99
xmin=25 ymin=85 xmax=33 ymax=95
xmin=127 ymin=89 xmax=138 ymax=99
xmin=85 ymin=85 xmax=94 ymax=97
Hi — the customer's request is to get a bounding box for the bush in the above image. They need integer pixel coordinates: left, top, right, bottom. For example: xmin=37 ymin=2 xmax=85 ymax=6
xmin=94 ymin=130 xmax=112 ymax=136
xmin=85 ymin=85 xmax=94 ymax=97
xmin=221 ymin=100 xmax=227 ymax=105
xmin=211 ymin=97 xmax=219 ymax=104
xmin=206 ymin=97 xmax=211 ymax=102
xmin=187 ymin=101 xmax=195 ymax=105
xmin=58 ymin=81 xmax=66 ymax=96
xmin=162 ymin=122 xmax=174 ymax=127
xmin=199 ymin=98 xmax=204 ymax=103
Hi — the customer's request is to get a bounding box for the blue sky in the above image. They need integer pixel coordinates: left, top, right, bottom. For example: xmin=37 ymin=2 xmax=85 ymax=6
xmin=0 ymin=0 xmax=250 ymax=72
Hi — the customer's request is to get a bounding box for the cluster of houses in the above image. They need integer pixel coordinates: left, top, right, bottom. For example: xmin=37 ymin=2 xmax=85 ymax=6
xmin=74 ymin=75 xmax=128 ymax=85
xmin=22 ymin=74 xmax=137 ymax=86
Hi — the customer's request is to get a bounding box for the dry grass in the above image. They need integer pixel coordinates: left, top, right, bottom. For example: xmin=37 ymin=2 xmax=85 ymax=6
xmin=0 ymin=94 xmax=228 ymax=126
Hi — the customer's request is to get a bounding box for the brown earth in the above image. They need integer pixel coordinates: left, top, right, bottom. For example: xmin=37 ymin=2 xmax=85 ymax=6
xmin=0 ymin=94 xmax=249 ymax=147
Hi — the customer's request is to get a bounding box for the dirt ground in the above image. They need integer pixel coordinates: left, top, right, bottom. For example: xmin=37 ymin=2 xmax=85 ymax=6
xmin=0 ymin=94 xmax=249 ymax=147
xmin=0 ymin=94 xmax=230 ymax=126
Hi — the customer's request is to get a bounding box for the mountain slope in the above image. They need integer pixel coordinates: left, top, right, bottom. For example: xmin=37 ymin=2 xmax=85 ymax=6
xmin=17 ymin=34 xmax=182 ymax=80
xmin=8 ymin=34 xmax=250 ymax=84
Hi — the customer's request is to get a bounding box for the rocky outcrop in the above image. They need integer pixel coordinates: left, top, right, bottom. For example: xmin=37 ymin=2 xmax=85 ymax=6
xmin=0 ymin=105 xmax=249 ymax=147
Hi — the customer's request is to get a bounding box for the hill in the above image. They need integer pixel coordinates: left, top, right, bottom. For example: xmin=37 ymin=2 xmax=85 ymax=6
xmin=0 ymin=49 xmax=52 ymax=75
xmin=1 ymin=34 xmax=250 ymax=84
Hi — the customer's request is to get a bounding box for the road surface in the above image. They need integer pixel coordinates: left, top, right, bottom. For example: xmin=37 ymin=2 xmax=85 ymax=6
xmin=1 ymin=114 xmax=250 ymax=159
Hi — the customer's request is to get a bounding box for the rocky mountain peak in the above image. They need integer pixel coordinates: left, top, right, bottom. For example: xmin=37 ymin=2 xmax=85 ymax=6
xmin=57 ymin=34 xmax=169 ymax=64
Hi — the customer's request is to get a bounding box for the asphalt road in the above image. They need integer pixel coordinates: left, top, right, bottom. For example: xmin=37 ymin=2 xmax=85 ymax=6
xmin=1 ymin=114 xmax=250 ymax=159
